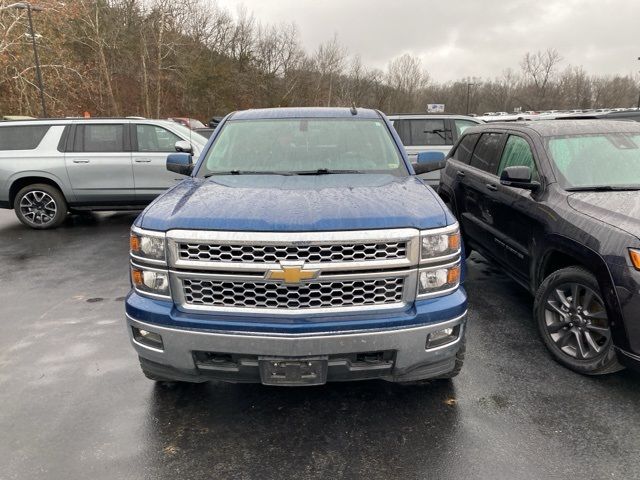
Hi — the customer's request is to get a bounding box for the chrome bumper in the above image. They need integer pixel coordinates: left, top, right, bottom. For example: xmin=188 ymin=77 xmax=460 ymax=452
xmin=127 ymin=311 xmax=467 ymax=383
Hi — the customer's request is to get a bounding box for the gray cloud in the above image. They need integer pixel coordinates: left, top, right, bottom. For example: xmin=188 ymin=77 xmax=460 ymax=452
xmin=217 ymin=0 xmax=640 ymax=81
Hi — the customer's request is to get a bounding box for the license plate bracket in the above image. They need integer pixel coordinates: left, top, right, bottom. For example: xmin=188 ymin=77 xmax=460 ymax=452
xmin=259 ymin=356 xmax=328 ymax=386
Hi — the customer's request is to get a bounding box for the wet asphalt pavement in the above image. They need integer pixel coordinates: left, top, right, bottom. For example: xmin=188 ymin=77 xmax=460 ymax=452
xmin=1 ymin=210 xmax=639 ymax=480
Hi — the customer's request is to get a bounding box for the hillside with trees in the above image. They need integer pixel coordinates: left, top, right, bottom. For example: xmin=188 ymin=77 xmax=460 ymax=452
xmin=1 ymin=0 xmax=638 ymax=119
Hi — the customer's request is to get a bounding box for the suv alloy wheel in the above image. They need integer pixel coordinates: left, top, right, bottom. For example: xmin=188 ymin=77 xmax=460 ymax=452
xmin=13 ymin=183 xmax=68 ymax=229
xmin=534 ymin=267 xmax=622 ymax=375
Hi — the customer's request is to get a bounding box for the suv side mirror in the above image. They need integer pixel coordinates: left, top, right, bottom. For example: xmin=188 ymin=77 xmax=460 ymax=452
xmin=167 ymin=153 xmax=193 ymax=175
xmin=500 ymin=166 xmax=540 ymax=191
xmin=175 ymin=140 xmax=193 ymax=155
xmin=412 ymin=151 xmax=446 ymax=175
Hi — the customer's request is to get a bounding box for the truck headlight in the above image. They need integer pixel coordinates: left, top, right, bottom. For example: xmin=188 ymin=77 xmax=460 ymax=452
xmin=417 ymin=262 xmax=461 ymax=298
xmin=420 ymin=225 xmax=460 ymax=261
xmin=130 ymin=228 xmax=166 ymax=263
xmin=131 ymin=265 xmax=170 ymax=298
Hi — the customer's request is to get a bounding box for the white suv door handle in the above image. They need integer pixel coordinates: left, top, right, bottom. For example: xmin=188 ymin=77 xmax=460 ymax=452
xmin=72 ymin=159 xmax=90 ymax=164
xmin=134 ymin=159 xmax=152 ymax=163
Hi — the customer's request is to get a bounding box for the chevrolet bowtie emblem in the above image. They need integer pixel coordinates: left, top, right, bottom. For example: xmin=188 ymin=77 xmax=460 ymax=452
xmin=266 ymin=264 xmax=319 ymax=284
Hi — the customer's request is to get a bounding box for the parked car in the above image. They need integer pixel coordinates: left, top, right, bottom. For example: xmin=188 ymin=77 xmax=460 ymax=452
xmin=193 ymin=127 xmax=215 ymax=139
xmin=126 ymin=107 xmax=467 ymax=386
xmin=0 ymin=118 xmax=208 ymax=229
xmin=168 ymin=117 xmax=207 ymax=129
xmin=557 ymin=110 xmax=640 ymax=122
xmin=387 ymin=114 xmax=483 ymax=186
xmin=208 ymin=116 xmax=224 ymax=128
xmin=438 ymin=119 xmax=640 ymax=375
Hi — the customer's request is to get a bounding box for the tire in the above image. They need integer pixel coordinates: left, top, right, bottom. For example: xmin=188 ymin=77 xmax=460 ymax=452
xmin=399 ymin=337 xmax=466 ymax=385
xmin=13 ymin=183 xmax=68 ymax=229
xmin=534 ymin=266 xmax=623 ymax=375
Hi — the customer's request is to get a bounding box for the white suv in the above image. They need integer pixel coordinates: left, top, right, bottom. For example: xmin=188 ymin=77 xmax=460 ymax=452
xmin=0 ymin=118 xmax=208 ymax=229
xmin=387 ymin=114 xmax=483 ymax=186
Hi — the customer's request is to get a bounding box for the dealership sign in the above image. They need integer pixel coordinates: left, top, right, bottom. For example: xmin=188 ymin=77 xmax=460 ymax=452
xmin=427 ymin=104 xmax=445 ymax=113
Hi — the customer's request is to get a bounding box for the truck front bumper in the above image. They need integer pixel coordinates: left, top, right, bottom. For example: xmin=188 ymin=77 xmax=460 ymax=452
xmin=126 ymin=311 xmax=467 ymax=384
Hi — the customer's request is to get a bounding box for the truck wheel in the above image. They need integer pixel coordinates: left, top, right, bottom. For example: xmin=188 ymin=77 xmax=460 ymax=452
xmin=534 ymin=267 xmax=623 ymax=375
xmin=399 ymin=337 xmax=466 ymax=385
xmin=13 ymin=183 xmax=68 ymax=229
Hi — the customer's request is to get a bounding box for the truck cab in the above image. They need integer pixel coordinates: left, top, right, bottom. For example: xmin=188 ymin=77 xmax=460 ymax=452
xmin=125 ymin=107 xmax=467 ymax=386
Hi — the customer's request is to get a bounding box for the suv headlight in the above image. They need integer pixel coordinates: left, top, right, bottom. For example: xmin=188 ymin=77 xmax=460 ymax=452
xmin=629 ymin=248 xmax=640 ymax=270
xmin=420 ymin=224 xmax=460 ymax=261
xmin=131 ymin=264 xmax=170 ymax=298
xmin=130 ymin=227 xmax=166 ymax=263
xmin=417 ymin=261 xmax=461 ymax=298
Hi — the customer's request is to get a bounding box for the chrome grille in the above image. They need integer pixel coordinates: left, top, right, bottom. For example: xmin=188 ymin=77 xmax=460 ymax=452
xmin=177 ymin=242 xmax=407 ymax=264
xmin=182 ymin=277 xmax=405 ymax=309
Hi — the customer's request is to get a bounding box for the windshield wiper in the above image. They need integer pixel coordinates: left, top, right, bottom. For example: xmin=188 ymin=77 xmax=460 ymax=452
xmin=204 ymin=170 xmax=293 ymax=177
xmin=293 ymin=169 xmax=364 ymax=175
xmin=565 ymin=185 xmax=640 ymax=192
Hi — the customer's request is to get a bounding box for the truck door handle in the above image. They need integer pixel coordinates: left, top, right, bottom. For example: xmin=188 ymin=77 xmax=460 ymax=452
xmin=134 ymin=159 xmax=152 ymax=163
xmin=72 ymin=159 xmax=90 ymax=164
xmin=456 ymin=170 xmax=465 ymax=178
xmin=486 ymin=183 xmax=498 ymax=191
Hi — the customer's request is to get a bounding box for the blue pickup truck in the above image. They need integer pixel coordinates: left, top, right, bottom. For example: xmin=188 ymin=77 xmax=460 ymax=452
xmin=125 ymin=107 xmax=467 ymax=386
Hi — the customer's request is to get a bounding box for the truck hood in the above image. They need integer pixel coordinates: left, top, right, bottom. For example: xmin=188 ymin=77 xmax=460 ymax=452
xmin=567 ymin=191 xmax=640 ymax=239
xmin=137 ymin=174 xmax=450 ymax=232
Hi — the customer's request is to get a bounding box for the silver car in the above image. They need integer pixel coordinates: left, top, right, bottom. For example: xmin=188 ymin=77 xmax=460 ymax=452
xmin=387 ymin=114 xmax=483 ymax=186
xmin=0 ymin=118 xmax=208 ymax=229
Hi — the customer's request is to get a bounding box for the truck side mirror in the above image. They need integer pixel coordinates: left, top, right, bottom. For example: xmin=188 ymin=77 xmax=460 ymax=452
xmin=412 ymin=151 xmax=446 ymax=175
xmin=500 ymin=166 xmax=540 ymax=191
xmin=167 ymin=153 xmax=193 ymax=175
xmin=175 ymin=140 xmax=193 ymax=155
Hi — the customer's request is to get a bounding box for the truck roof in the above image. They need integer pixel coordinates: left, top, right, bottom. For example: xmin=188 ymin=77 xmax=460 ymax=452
xmin=229 ymin=107 xmax=382 ymax=121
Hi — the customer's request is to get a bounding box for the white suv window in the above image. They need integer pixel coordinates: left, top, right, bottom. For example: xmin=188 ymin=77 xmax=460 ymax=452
xmin=136 ymin=124 xmax=181 ymax=152
xmin=394 ymin=119 xmax=448 ymax=146
xmin=0 ymin=125 xmax=50 ymax=150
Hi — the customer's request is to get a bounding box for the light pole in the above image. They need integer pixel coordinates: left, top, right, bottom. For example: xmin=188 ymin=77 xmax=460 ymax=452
xmin=466 ymin=83 xmax=475 ymax=115
xmin=2 ymin=2 xmax=47 ymax=117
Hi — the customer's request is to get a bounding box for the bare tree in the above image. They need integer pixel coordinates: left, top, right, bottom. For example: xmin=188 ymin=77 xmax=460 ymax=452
xmin=313 ymin=34 xmax=346 ymax=106
xmin=520 ymin=48 xmax=563 ymax=109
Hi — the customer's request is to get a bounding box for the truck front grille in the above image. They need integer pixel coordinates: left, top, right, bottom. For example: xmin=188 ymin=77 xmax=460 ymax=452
xmin=177 ymin=241 xmax=407 ymax=264
xmin=181 ymin=277 xmax=405 ymax=310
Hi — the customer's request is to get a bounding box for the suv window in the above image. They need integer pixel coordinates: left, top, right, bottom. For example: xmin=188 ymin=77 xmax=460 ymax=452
xmin=76 ymin=124 xmax=124 ymax=152
xmin=469 ymin=132 xmax=504 ymax=174
xmin=394 ymin=119 xmax=449 ymax=146
xmin=136 ymin=124 xmax=181 ymax=152
xmin=498 ymin=135 xmax=539 ymax=181
xmin=451 ymin=133 xmax=480 ymax=164
xmin=454 ymin=119 xmax=478 ymax=137
xmin=0 ymin=125 xmax=50 ymax=150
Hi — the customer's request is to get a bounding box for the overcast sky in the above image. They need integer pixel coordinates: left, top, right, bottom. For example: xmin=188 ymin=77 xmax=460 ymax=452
xmin=216 ymin=0 xmax=640 ymax=82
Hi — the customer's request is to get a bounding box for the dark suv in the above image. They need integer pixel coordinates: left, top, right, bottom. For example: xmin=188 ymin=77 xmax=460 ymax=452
xmin=438 ymin=120 xmax=640 ymax=375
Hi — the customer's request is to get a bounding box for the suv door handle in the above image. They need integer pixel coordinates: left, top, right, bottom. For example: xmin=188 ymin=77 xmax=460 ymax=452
xmin=456 ymin=170 xmax=465 ymax=178
xmin=134 ymin=159 xmax=152 ymax=163
xmin=72 ymin=159 xmax=90 ymax=164
xmin=486 ymin=183 xmax=498 ymax=191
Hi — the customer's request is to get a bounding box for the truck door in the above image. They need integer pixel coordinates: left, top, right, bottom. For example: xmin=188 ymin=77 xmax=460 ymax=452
xmin=132 ymin=123 xmax=186 ymax=202
xmin=64 ymin=123 xmax=135 ymax=204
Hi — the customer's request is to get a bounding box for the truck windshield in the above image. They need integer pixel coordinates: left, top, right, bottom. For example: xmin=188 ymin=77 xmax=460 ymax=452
xmin=198 ymin=118 xmax=407 ymax=176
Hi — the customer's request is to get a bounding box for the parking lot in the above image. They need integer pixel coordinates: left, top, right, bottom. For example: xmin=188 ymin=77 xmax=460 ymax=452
xmin=1 ymin=209 xmax=639 ymax=480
